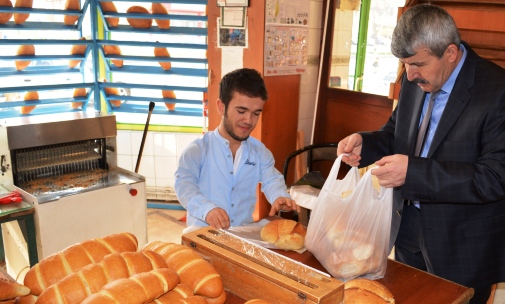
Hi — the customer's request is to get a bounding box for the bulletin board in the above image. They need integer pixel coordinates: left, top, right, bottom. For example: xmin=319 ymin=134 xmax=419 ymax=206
xmin=264 ymin=0 xmax=310 ymax=76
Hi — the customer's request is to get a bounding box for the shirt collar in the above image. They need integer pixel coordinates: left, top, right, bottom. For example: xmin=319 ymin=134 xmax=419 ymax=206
xmin=213 ymin=128 xmax=247 ymax=148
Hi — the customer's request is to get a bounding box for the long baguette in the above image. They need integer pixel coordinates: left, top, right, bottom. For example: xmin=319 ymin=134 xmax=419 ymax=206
xmin=81 ymin=268 xmax=179 ymax=304
xmin=148 ymin=283 xmax=193 ymax=303
xmin=24 ymin=232 xmax=138 ymax=295
xmin=0 ymin=278 xmax=30 ymax=300
xmin=36 ymin=250 xmax=167 ymax=304
xmin=142 ymin=241 xmax=223 ymax=298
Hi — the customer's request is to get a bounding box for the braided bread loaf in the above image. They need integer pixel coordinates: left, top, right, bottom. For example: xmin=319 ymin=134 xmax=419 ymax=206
xmin=36 ymin=251 xmax=167 ymax=304
xmin=142 ymin=241 xmax=223 ymax=298
xmin=81 ymin=268 xmax=179 ymax=304
xmin=24 ymin=232 xmax=138 ymax=295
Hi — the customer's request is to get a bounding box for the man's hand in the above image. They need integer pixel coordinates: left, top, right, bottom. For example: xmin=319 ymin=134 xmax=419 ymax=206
xmin=372 ymin=154 xmax=408 ymax=188
xmin=337 ymin=133 xmax=363 ymax=167
xmin=206 ymin=208 xmax=230 ymax=229
xmin=269 ymin=197 xmax=301 ymax=216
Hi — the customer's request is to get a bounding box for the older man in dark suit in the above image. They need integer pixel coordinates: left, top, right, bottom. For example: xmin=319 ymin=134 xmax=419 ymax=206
xmin=337 ymin=4 xmax=505 ymax=304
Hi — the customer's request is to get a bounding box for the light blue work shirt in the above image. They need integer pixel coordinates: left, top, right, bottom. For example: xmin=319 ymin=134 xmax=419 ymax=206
xmin=174 ymin=128 xmax=290 ymax=227
xmin=415 ymin=44 xmax=467 ymax=208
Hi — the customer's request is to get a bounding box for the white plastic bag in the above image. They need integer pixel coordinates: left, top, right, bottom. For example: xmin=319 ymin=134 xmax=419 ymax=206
xmin=289 ymin=185 xmax=321 ymax=210
xmin=305 ymin=155 xmax=393 ymax=281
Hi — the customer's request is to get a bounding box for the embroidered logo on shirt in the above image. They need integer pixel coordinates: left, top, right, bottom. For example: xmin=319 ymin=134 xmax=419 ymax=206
xmin=245 ymin=159 xmax=256 ymax=166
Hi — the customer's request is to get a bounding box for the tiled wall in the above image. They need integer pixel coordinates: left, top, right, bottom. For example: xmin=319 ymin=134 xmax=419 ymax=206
xmin=116 ymin=130 xmax=201 ymax=189
xmin=298 ymin=0 xmax=324 ymax=146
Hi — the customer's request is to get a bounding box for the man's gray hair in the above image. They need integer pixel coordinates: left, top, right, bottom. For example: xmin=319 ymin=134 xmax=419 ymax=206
xmin=391 ymin=4 xmax=461 ymax=59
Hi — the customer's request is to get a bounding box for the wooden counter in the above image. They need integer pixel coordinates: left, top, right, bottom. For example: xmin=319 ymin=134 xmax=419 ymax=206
xmin=266 ymin=249 xmax=474 ymax=304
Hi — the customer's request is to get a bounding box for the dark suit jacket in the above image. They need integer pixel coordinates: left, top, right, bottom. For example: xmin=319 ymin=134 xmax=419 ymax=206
xmin=359 ymin=42 xmax=505 ymax=288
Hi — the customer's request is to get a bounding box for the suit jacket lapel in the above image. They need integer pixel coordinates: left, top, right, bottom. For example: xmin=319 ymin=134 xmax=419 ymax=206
xmin=427 ymin=43 xmax=476 ymax=157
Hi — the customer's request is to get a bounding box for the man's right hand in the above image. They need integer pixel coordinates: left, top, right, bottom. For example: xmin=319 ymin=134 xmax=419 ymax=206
xmin=337 ymin=133 xmax=363 ymax=167
xmin=206 ymin=207 xmax=231 ymax=229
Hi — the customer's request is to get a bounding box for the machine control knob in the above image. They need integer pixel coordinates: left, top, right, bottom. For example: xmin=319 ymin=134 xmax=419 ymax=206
xmin=129 ymin=189 xmax=138 ymax=196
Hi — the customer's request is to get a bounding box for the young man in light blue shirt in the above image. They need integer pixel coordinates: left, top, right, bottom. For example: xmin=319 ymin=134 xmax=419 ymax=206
xmin=175 ymin=68 xmax=300 ymax=229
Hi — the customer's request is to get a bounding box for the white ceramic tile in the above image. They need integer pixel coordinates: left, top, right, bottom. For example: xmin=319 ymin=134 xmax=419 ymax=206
xmin=300 ymin=66 xmax=319 ymax=94
xmin=144 ymin=177 xmax=156 ymax=188
xmin=176 ymin=133 xmax=201 ymax=157
xmin=155 ymin=178 xmax=175 ymax=188
xmin=116 ymin=131 xmax=132 ymax=155
xmin=153 ymin=132 xmax=177 ymax=157
xmin=131 ymin=131 xmax=154 ymax=157
xmin=308 ymin=28 xmax=322 ymax=56
xmin=154 ymin=156 xmax=177 ymax=179
xmin=133 ymin=155 xmax=155 ymax=178
xmin=297 ymin=117 xmax=315 ymax=146
xmin=309 ymin=0 xmax=324 ymax=30
xmin=298 ymin=93 xmax=317 ymax=120
xmin=117 ymin=154 xmax=133 ymax=172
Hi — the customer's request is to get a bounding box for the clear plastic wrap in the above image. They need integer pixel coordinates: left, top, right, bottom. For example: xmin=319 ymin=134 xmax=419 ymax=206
xmin=195 ymin=227 xmax=331 ymax=286
xmin=305 ymin=155 xmax=393 ymax=282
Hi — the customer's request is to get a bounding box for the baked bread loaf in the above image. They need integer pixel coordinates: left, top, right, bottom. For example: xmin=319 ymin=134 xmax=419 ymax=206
xmin=142 ymin=241 xmax=224 ymax=299
xmin=63 ymin=0 xmax=79 ymax=25
xmin=103 ymin=44 xmax=123 ymax=67
xmin=203 ymin=289 xmax=226 ymax=304
xmin=36 ymin=251 xmax=168 ymax=304
xmin=13 ymin=0 xmax=32 ymax=24
xmin=24 ymin=232 xmax=138 ymax=295
xmin=172 ymin=296 xmax=208 ymax=304
xmin=149 ymin=283 xmax=193 ymax=303
xmin=100 ymin=1 xmax=118 ymax=27
xmin=151 ymin=3 xmax=170 ymax=29
xmin=17 ymin=294 xmax=37 ymax=304
xmin=71 ymin=87 xmax=86 ymax=109
xmin=344 ymin=278 xmax=394 ymax=304
xmin=162 ymin=90 xmax=176 ymax=110
xmin=0 ymin=278 xmax=30 ymax=300
xmin=154 ymin=45 xmax=171 ymax=71
xmin=244 ymin=300 xmax=270 ymax=304
xmin=126 ymin=6 xmax=152 ymax=29
xmin=68 ymin=37 xmax=87 ymax=68
xmin=15 ymin=44 xmax=34 ymax=71
xmin=21 ymin=91 xmax=38 ymax=114
xmin=0 ymin=0 xmax=13 ymax=24
xmin=260 ymin=219 xmax=306 ymax=250
xmin=81 ymin=268 xmax=179 ymax=304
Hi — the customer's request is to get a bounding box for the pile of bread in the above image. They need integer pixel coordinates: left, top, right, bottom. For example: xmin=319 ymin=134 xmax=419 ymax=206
xmin=6 ymin=232 xmax=228 ymax=304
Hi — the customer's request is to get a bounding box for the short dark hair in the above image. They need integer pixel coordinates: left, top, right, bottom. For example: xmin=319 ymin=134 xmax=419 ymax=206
xmin=391 ymin=4 xmax=461 ymax=59
xmin=219 ymin=68 xmax=268 ymax=110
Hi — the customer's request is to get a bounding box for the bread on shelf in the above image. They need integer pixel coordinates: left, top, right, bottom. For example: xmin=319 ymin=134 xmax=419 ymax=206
xmin=13 ymin=0 xmax=32 ymax=24
xmin=126 ymin=6 xmax=152 ymax=29
xmin=0 ymin=0 xmax=13 ymax=24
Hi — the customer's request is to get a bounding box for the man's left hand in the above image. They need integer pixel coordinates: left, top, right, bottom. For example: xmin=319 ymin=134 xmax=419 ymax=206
xmin=373 ymin=154 xmax=408 ymax=188
xmin=269 ymin=197 xmax=301 ymax=216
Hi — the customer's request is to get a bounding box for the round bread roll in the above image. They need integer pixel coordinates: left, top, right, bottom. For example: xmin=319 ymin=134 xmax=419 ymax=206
xmin=63 ymin=0 xmax=80 ymax=25
xmin=71 ymin=87 xmax=86 ymax=109
xmin=162 ymin=90 xmax=176 ymax=111
xmin=103 ymin=44 xmax=123 ymax=67
xmin=260 ymin=219 xmax=306 ymax=250
xmin=126 ymin=6 xmax=152 ymax=29
xmin=100 ymin=1 xmax=118 ymax=27
xmin=21 ymin=91 xmax=38 ymax=114
xmin=68 ymin=37 xmax=87 ymax=68
xmin=344 ymin=278 xmax=394 ymax=304
xmin=152 ymin=3 xmax=170 ymax=29
xmin=13 ymin=0 xmax=32 ymax=24
xmin=154 ymin=45 xmax=171 ymax=71
xmin=15 ymin=44 xmax=35 ymax=71
xmin=0 ymin=0 xmax=13 ymax=24
xmin=105 ymin=86 xmax=121 ymax=107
